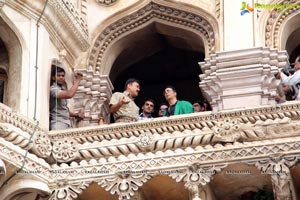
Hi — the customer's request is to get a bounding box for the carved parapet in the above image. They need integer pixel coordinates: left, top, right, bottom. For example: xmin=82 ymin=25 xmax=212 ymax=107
xmin=74 ymin=69 xmax=113 ymax=126
xmin=0 ymin=103 xmax=45 ymax=133
xmin=199 ymin=47 xmax=288 ymax=111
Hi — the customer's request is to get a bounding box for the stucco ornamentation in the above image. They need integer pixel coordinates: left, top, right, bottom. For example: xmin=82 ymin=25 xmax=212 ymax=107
xmin=89 ymin=1 xmax=217 ymax=73
xmin=248 ymin=155 xmax=298 ymax=199
xmin=99 ymin=173 xmax=152 ymax=200
xmin=31 ymin=132 xmax=52 ymax=158
xmin=96 ymin=0 xmax=117 ymax=6
xmin=52 ymin=139 xmax=79 ymax=162
xmin=50 ymin=181 xmax=91 ymax=200
xmin=212 ymin=118 xmax=240 ymax=142
xmin=137 ymin=131 xmax=154 ymax=149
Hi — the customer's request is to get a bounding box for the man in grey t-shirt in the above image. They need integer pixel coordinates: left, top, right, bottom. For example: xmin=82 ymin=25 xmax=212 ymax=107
xmin=49 ymin=66 xmax=83 ymax=130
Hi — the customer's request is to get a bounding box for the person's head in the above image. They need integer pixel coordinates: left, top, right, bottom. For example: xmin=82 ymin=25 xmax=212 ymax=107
xmin=124 ymin=78 xmax=140 ymax=97
xmin=294 ymin=56 xmax=300 ymax=71
xmin=158 ymin=103 xmax=168 ymax=117
xmin=163 ymin=85 xmax=177 ymax=102
xmin=51 ymin=65 xmax=65 ymax=86
xmin=203 ymin=100 xmax=212 ymax=111
xmin=193 ymin=101 xmax=204 ymax=112
xmin=141 ymin=99 xmax=155 ymax=115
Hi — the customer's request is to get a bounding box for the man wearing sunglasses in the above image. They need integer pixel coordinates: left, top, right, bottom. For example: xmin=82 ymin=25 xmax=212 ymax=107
xmin=139 ymin=99 xmax=155 ymax=120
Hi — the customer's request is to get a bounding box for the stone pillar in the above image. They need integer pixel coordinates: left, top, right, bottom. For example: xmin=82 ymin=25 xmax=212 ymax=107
xmin=73 ymin=69 xmax=113 ymax=126
xmin=249 ymin=156 xmax=298 ymax=200
xmin=271 ymin=170 xmax=297 ymax=200
xmin=199 ymin=47 xmax=288 ymax=111
xmin=189 ymin=184 xmax=216 ymax=200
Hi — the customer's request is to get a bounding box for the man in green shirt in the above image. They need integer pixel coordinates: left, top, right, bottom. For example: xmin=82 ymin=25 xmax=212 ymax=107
xmin=109 ymin=78 xmax=140 ymax=123
xmin=163 ymin=85 xmax=193 ymax=116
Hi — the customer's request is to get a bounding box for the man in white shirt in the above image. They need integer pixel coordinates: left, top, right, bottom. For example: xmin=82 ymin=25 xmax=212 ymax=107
xmin=277 ymin=56 xmax=300 ymax=100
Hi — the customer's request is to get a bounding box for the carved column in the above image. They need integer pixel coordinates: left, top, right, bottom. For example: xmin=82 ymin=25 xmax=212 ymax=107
xmin=170 ymin=164 xmax=226 ymax=200
xmin=74 ymin=69 xmax=113 ymax=126
xmin=248 ymin=155 xmax=298 ymax=200
xmin=98 ymin=173 xmax=152 ymax=200
xmin=199 ymin=47 xmax=288 ymax=111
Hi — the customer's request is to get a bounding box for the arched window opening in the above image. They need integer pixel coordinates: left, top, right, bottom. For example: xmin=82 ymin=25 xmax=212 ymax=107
xmin=109 ymin=25 xmax=205 ymax=117
xmin=0 ymin=68 xmax=7 ymax=104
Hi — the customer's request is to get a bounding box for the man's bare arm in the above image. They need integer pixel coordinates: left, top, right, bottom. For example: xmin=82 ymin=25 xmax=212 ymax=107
xmin=109 ymin=97 xmax=130 ymax=113
xmin=57 ymin=73 xmax=83 ymax=99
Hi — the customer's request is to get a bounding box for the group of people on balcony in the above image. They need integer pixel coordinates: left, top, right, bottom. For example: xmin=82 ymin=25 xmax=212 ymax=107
xmin=275 ymin=55 xmax=300 ymax=103
xmin=49 ymin=66 xmax=211 ymax=130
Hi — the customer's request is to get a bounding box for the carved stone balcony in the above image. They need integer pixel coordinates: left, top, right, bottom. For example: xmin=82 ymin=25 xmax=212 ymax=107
xmin=0 ymin=101 xmax=300 ymax=199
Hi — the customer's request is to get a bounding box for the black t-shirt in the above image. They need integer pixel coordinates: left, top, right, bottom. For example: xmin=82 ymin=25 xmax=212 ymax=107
xmin=167 ymin=101 xmax=177 ymax=116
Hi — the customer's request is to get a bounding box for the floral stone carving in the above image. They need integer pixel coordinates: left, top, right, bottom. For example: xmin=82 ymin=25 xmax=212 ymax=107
xmin=52 ymin=138 xmax=79 ymax=162
xmin=31 ymin=131 xmax=52 ymax=158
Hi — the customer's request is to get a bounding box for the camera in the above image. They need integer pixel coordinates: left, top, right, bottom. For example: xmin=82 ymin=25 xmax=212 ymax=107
xmin=274 ymin=63 xmax=295 ymax=77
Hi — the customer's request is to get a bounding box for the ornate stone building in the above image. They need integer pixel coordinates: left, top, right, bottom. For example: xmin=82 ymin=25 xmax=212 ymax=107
xmin=0 ymin=0 xmax=300 ymax=199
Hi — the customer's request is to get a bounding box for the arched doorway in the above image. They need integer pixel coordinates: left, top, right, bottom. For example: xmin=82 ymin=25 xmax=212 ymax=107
xmin=110 ymin=23 xmax=205 ymax=114
xmin=88 ymin=1 xmax=219 ymax=117
xmin=0 ymin=16 xmax=23 ymax=111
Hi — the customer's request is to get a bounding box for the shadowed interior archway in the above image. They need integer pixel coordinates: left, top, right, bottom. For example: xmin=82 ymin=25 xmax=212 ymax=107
xmin=0 ymin=15 xmax=23 ymax=111
xmin=109 ymin=22 xmax=205 ymax=114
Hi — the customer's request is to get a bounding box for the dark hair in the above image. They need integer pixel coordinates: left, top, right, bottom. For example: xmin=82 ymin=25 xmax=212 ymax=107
xmin=51 ymin=65 xmax=65 ymax=77
xmin=144 ymin=98 xmax=155 ymax=105
xmin=159 ymin=102 xmax=168 ymax=107
xmin=164 ymin=85 xmax=176 ymax=92
xmin=124 ymin=78 xmax=140 ymax=90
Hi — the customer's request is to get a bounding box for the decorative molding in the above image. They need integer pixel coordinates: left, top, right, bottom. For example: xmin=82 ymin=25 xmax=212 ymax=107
xmin=264 ymin=0 xmax=300 ymax=48
xmin=247 ymin=155 xmax=298 ymax=199
xmin=73 ymin=70 xmax=113 ymax=126
xmin=50 ymin=101 xmax=300 ymax=144
xmin=48 ymin=0 xmax=89 ymax=50
xmin=199 ymin=47 xmax=288 ymax=111
xmin=49 ymin=181 xmax=91 ymax=200
xmin=0 ymin=123 xmax=31 ymax=149
xmin=89 ymin=1 xmax=218 ymax=73
xmin=99 ymin=173 xmax=152 ymax=200
xmin=212 ymin=118 xmax=240 ymax=142
xmin=31 ymin=131 xmax=52 ymax=158
xmin=215 ymin=0 xmax=221 ymax=19
xmin=96 ymin=0 xmax=118 ymax=6
xmin=0 ymin=138 xmax=50 ymax=181
xmin=169 ymin=164 xmax=227 ymax=192
xmin=52 ymin=138 xmax=79 ymax=163
xmin=137 ymin=131 xmax=154 ymax=150
xmin=0 ymin=103 xmax=44 ymax=134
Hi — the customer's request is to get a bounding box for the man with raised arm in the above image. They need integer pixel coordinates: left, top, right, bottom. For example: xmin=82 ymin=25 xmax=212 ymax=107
xmin=109 ymin=78 xmax=140 ymax=123
xmin=49 ymin=65 xmax=83 ymax=130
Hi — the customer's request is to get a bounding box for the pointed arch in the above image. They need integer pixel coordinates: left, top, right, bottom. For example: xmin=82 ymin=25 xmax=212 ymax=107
xmin=88 ymin=0 xmax=219 ymax=75
xmin=0 ymin=10 xmax=26 ymax=112
xmin=261 ymin=0 xmax=300 ymax=52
